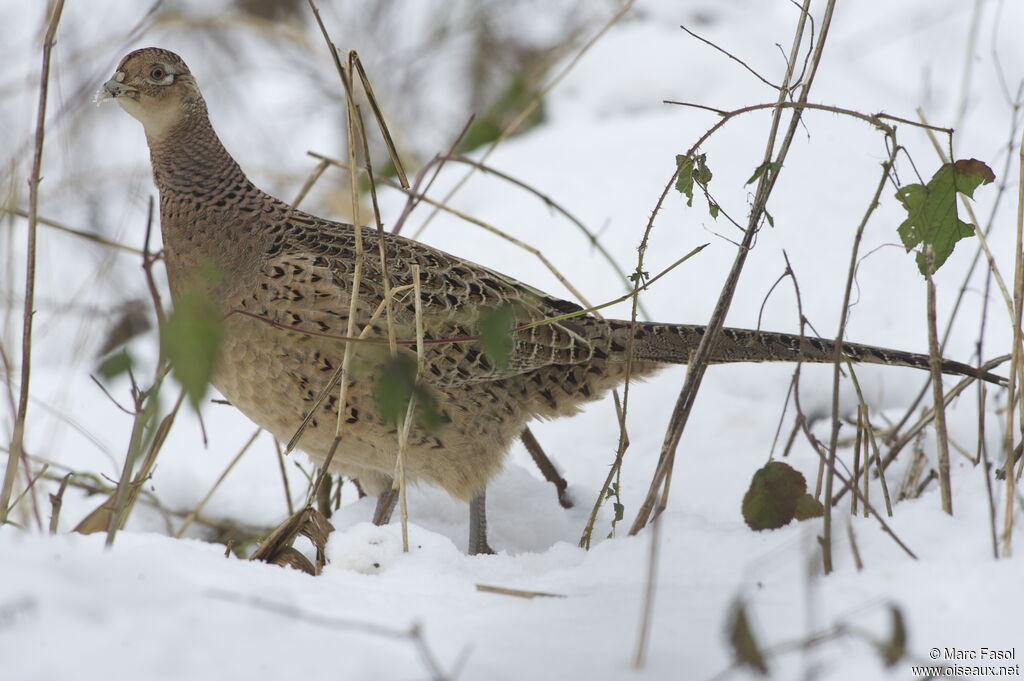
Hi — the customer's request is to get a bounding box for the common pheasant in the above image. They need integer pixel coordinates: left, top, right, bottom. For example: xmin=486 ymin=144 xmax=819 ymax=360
xmin=99 ymin=47 xmax=1002 ymax=554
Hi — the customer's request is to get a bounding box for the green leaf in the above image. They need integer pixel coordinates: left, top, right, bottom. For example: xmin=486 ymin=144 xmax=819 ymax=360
xmin=764 ymin=209 xmax=774 ymax=228
xmin=479 ymin=304 xmax=516 ymax=370
xmin=375 ymin=354 xmax=418 ymax=426
xmin=896 ymin=158 xmax=995 ymax=275
xmin=694 ymin=154 xmax=712 ymax=185
xmin=162 ymin=288 xmax=223 ymax=410
xmin=373 ymin=354 xmax=446 ymax=432
xmin=674 ymin=153 xmax=712 ymax=207
xmin=741 ymin=461 xmax=808 ymax=531
xmin=628 ymin=269 xmax=649 ymax=284
xmin=97 ymin=349 xmax=133 ymax=380
xmin=709 ymin=201 xmax=720 ymax=220
xmin=793 ymin=493 xmax=824 ymax=521
xmin=674 ymin=154 xmax=696 ymax=205
xmin=746 ymin=160 xmax=781 ymax=186
xmin=612 ymin=502 xmax=624 ymax=523
xmin=728 ymin=598 xmax=769 ymax=676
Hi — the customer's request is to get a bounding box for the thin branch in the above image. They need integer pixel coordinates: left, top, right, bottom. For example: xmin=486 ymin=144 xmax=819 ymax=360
xmin=3 ymin=209 xmax=144 ymax=255
xmin=679 ymin=23 xmax=780 ymax=90
xmin=822 ymin=142 xmax=899 ymax=574
xmin=2 ymin=0 xmax=66 ymax=525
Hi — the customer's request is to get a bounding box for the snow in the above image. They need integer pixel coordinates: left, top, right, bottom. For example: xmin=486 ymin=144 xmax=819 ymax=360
xmin=2 ymin=1 xmax=1024 ymax=679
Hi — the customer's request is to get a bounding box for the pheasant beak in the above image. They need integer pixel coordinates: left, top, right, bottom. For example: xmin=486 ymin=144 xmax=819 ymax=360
xmin=94 ymin=72 xmax=138 ymax=104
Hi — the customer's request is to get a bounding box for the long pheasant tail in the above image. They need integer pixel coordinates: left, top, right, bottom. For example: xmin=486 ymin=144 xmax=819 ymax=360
xmin=622 ymin=321 xmax=1006 ymax=386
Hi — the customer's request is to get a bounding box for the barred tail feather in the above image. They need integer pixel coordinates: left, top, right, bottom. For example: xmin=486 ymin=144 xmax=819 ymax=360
xmin=616 ymin=321 xmax=1005 ymax=385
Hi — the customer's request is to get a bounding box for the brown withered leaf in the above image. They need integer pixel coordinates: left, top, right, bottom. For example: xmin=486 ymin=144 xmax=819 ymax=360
xmin=250 ymin=506 xmax=335 ymax=576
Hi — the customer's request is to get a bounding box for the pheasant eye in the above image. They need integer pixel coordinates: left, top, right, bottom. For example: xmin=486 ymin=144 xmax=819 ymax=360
xmin=149 ymin=66 xmax=166 ymax=80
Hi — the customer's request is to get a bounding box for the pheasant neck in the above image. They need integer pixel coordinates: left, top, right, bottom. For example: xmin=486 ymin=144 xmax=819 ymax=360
xmin=147 ymin=106 xmax=251 ymax=201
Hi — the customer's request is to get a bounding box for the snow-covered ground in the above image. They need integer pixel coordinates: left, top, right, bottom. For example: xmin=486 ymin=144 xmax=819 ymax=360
xmin=2 ymin=1 xmax=1023 ymax=679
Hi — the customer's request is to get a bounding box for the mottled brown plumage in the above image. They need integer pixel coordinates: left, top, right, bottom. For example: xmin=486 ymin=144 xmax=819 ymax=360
xmin=100 ymin=48 xmax=1000 ymax=548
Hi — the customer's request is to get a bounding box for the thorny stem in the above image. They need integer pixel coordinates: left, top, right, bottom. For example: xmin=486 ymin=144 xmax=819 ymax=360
xmin=629 ymin=0 xmax=832 ymax=536
xmin=664 ymin=99 xmax=953 ymax=142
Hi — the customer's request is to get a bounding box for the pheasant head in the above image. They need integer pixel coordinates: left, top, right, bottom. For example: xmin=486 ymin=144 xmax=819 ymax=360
xmin=97 ymin=47 xmax=205 ymax=143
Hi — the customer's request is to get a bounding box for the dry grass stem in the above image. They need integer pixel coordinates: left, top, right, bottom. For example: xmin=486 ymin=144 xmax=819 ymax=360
xmin=1001 ymin=129 xmax=1024 ymax=556
xmin=291 ymin=157 xmax=329 ymax=207
xmin=475 ymin=584 xmax=566 ymax=599
xmin=351 ymin=52 xmax=408 ymax=188
xmin=295 ymin=14 xmax=367 ymax=503
xmin=48 ymin=472 xmax=71 ymax=534
xmin=846 ymin=519 xmax=864 ymax=571
xmin=632 ymin=514 xmax=661 ymax=669
xmin=843 ymin=361 xmax=894 ymax=516
xmin=925 ymin=264 xmax=954 ymax=514
xmin=831 ymin=356 xmax=1008 ymax=507
xmin=175 ymin=428 xmax=262 ymax=538
xmin=393 ymin=264 xmax=426 ymax=552
xmin=272 ymin=438 xmax=294 ymax=515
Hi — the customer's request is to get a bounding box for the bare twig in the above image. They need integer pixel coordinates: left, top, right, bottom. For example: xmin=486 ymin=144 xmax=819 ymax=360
xmin=3 ymin=209 xmax=144 ymax=255
xmin=2 ymin=0 xmax=66 ymax=525
xmin=291 ymin=157 xmax=329 ymax=208
xmin=678 ymin=23 xmax=780 ymax=90
xmin=822 ymin=142 xmax=898 ymax=573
